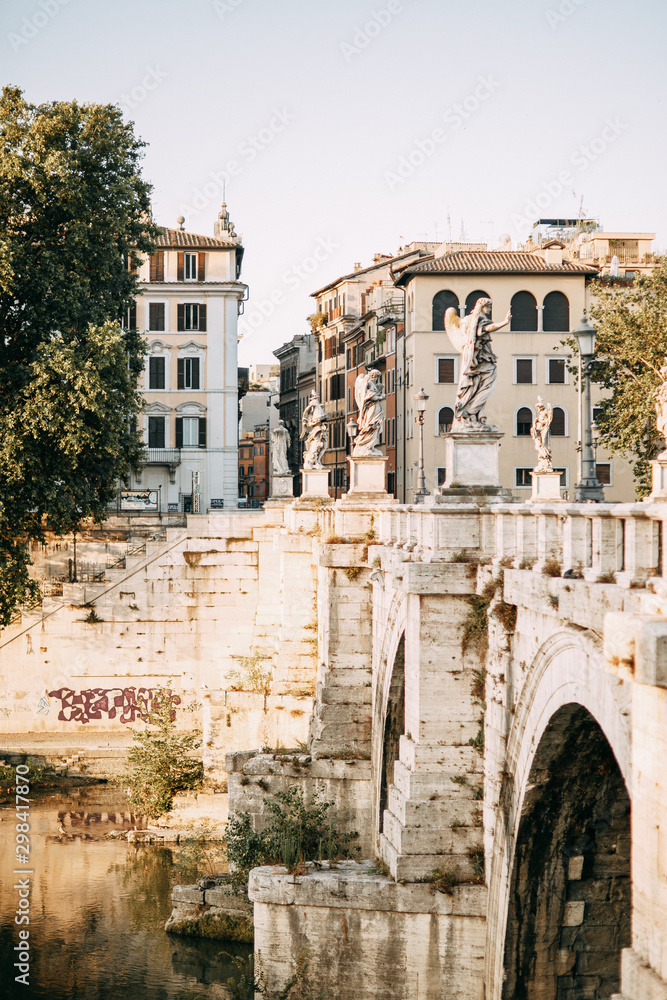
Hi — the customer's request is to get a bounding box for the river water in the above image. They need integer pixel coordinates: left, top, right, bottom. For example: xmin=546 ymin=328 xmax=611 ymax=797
xmin=0 ymin=785 xmax=251 ymax=1000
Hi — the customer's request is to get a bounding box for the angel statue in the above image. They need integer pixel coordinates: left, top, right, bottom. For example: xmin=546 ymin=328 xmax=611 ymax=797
xmin=655 ymin=359 xmax=667 ymax=456
xmin=271 ymin=420 xmax=291 ymax=476
xmin=300 ymin=390 xmax=327 ymax=469
xmin=444 ymin=297 xmax=511 ymax=430
xmin=353 ymin=369 xmax=384 ymax=457
xmin=531 ymin=397 xmax=553 ymax=472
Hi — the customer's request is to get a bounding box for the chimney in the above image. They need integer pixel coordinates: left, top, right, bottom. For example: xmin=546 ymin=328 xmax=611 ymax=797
xmin=353 ymin=262 xmax=362 ymax=272
xmin=544 ymin=247 xmax=564 ymax=265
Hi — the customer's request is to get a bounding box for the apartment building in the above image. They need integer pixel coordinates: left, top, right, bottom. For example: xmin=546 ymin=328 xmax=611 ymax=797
xmin=273 ymin=333 xmax=317 ymax=494
xmin=128 ymin=203 xmax=247 ymax=512
xmin=238 ymin=425 xmax=270 ymax=506
xmin=393 ymin=226 xmax=655 ymax=502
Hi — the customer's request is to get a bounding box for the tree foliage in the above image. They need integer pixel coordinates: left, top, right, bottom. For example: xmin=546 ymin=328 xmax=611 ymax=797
xmin=125 ymin=689 xmax=203 ymax=819
xmin=587 ymin=258 xmax=667 ymax=495
xmin=0 ymin=86 xmax=156 ymax=624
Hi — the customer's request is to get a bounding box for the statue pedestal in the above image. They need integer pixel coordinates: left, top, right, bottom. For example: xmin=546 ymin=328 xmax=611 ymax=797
xmin=346 ymin=455 xmax=387 ymax=496
xmin=442 ymin=431 xmax=503 ymax=489
xmin=301 ymin=468 xmax=330 ymax=498
xmin=269 ymin=474 xmax=294 ymax=500
xmin=529 ymin=469 xmax=563 ymax=502
xmin=650 ymin=453 xmax=667 ymax=500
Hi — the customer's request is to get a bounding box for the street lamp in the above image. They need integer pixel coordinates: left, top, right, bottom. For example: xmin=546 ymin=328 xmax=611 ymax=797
xmin=414 ymin=388 xmax=429 ymax=502
xmin=574 ymin=317 xmax=604 ymax=502
xmin=346 ymin=415 xmax=358 ymax=447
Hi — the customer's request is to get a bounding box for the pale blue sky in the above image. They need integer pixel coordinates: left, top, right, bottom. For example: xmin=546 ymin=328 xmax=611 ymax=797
xmin=2 ymin=0 xmax=665 ymax=362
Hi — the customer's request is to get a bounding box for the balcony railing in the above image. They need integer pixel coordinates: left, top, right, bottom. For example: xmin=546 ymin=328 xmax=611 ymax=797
xmin=146 ymin=448 xmax=181 ymax=466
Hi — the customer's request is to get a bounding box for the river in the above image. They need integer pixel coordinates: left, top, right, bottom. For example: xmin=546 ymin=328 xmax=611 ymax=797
xmin=0 ymin=784 xmax=251 ymax=999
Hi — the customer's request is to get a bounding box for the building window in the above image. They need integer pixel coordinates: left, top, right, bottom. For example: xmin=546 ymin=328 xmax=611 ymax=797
xmin=547 ymin=357 xmax=566 ymax=384
xmin=438 ymin=406 xmax=454 ymax=435
xmin=176 ymin=416 xmax=207 ymax=448
xmin=555 ymin=467 xmax=568 ymax=487
xmin=432 ymin=290 xmax=459 ymax=331
xmin=551 ymin=406 xmax=566 ymax=436
xmin=510 ymin=291 xmax=538 ymax=332
xmin=515 ymin=468 xmax=532 ymax=487
xmin=184 ymin=253 xmax=198 ymax=280
xmin=149 ymin=251 xmax=165 ymax=282
xmin=436 ymin=357 xmax=456 ymax=384
xmin=149 ymin=303 xmax=165 ymax=331
xmin=465 ymin=290 xmax=489 ymax=315
xmin=178 ymin=357 xmax=200 ymax=390
xmin=148 ymin=416 xmax=165 ymax=449
xmin=239 ymin=465 xmax=245 ymax=476
xmin=515 ymin=358 xmax=535 ymax=384
xmin=436 ymin=467 xmax=447 ymax=487
xmin=543 ymin=291 xmax=570 ymax=332
xmin=516 ymin=407 xmax=533 ymax=436
xmin=177 ymin=304 xmax=207 ymax=332
xmin=596 ymin=463 xmax=612 ymax=485
xmin=149 ymin=357 xmax=165 ymax=390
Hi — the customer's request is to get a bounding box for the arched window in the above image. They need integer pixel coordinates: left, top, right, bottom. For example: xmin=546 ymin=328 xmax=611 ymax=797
xmin=551 ymin=406 xmax=566 ymax=436
xmin=543 ymin=291 xmax=570 ymax=332
xmin=511 ymin=291 xmax=538 ymax=331
xmin=465 ymin=290 xmax=490 ymax=315
xmin=432 ymin=290 xmax=459 ymax=331
xmin=516 ymin=406 xmax=533 ymax=436
xmin=438 ymin=406 xmax=454 ymax=435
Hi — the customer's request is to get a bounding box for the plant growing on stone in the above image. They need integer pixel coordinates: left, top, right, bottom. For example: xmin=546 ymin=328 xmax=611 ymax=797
xmin=227 ymin=653 xmax=273 ymax=695
xmin=125 ymin=687 xmax=203 ymax=818
xmin=175 ymin=825 xmax=226 ymax=882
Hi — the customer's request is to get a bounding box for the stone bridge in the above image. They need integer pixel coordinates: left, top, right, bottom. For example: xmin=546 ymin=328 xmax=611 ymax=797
xmin=2 ymin=493 xmax=667 ymax=998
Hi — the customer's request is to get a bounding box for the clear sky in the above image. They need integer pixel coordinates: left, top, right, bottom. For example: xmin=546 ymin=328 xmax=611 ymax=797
xmin=2 ymin=0 xmax=665 ymax=363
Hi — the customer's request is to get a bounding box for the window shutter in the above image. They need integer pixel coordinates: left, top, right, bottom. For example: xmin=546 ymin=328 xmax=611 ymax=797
xmin=175 ymin=418 xmax=183 ymax=449
xmin=198 ymin=252 xmax=206 ymax=281
xmin=438 ymin=358 xmax=455 ymax=383
xmin=177 ymin=252 xmax=184 ymax=281
xmin=549 ymin=358 xmax=565 ymax=384
xmin=128 ymin=304 xmax=137 ymax=329
xmin=551 ymin=407 xmax=566 ymax=436
xmin=149 ymin=252 xmax=165 ymax=282
xmin=177 ymin=359 xmax=185 ymax=390
xmin=149 ymin=357 xmax=165 ymax=390
xmin=177 ymin=304 xmax=185 ymax=332
xmin=198 ymin=304 xmax=207 ymax=331
xmin=516 ymin=359 xmax=533 ymax=384
xmin=191 ymin=358 xmax=200 ymax=390
xmin=198 ymin=417 xmax=207 ymax=448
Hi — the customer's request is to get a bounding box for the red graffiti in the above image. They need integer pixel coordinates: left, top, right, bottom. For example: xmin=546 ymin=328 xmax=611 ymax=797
xmin=46 ymin=687 xmax=181 ymax=724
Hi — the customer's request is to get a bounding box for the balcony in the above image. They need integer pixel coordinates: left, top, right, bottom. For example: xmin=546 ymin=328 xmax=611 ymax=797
xmin=146 ymin=448 xmax=182 ymax=465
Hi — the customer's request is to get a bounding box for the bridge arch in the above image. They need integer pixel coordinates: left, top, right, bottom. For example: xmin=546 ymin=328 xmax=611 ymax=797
xmin=485 ymin=626 xmax=631 ymax=1000
xmin=371 ymin=589 xmax=407 ymax=851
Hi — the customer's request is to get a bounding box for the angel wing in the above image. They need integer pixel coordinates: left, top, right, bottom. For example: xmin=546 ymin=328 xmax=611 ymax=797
xmin=444 ymin=306 xmax=468 ymax=353
xmin=354 ymin=373 xmax=367 ymax=415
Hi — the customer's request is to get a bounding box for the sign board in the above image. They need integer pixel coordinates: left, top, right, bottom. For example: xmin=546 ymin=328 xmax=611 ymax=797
xmin=210 ymin=498 xmax=225 ymax=509
xmin=120 ymin=490 xmax=159 ymax=512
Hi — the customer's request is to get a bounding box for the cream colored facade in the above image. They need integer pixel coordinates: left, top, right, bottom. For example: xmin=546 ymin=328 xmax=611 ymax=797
xmin=394 ymin=242 xmax=653 ymax=502
xmin=130 ymin=204 xmax=247 ymax=511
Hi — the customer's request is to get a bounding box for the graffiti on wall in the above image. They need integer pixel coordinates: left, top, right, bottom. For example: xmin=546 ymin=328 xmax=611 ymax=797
xmin=46 ymin=687 xmax=181 ymax=724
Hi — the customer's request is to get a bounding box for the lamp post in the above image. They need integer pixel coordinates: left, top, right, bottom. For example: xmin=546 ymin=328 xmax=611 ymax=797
xmin=414 ymin=388 xmax=429 ymax=503
xmin=346 ymin=415 xmax=358 ymax=449
xmin=574 ymin=317 xmax=604 ymax=502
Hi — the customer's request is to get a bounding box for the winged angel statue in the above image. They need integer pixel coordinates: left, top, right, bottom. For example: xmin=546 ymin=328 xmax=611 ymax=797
xmin=444 ymin=297 xmax=511 ymax=430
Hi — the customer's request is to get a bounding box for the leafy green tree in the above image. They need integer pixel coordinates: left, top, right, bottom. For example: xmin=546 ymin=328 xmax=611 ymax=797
xmin=0 ymin=86 xmax=156 ymax=624
xmin=587 ymin=259 xmax=667 ymax=495
xmin=125 ymin=689 xmax=203 ymax=818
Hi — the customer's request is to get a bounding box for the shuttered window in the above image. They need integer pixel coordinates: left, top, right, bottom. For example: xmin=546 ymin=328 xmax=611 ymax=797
xmin=149 ymin=252 xmax=165 ymax=282
xmin=124 ymin=304 xmax=137 ymax=330
xmin=198 ymin=252 xmax=206 ymax=281
xmin=432 ymin=290 xmax=459 ymax=331
xmin=177 ymin=304 xmax=206 ymax=331
xmin=149 ymin=303 xmax=165 ymax=331
xmin=515 ymin=468 xmax=532 ymax=486
xmin=438 ymin=406 xmax=454 ymax=434
xmin=515 ymin=359 xmax=534 ymax=384
xmin=543 ymin=291 xmax=570 ymax=332
xmin=548 ymin=358 xmax=566 ymax=383
xmin=516 ymin=407 xmax=533 ymax=435
xmin=148 ymin=416 xmax=165 ymax=449
xmin=184 ymin=253 xmax=198 ymax=280
xmin=437 ymin=358 xmax=455 ymax=383
xmin=175 ymin=417 xmax=206 ymax=448
xmin=149 ymin=357 xmax=165 ymax=390
xmin=511 ymin=292 xmax=538 ymax=331
xmin=177 ymin=357 xmax=200 ymax=390
xmin=551 ymin=407 xmax=566 ymax=436
xmin=465 ymin=290 xmax=489 ymax=315
xmin=596 ymin=463 xmax=611 ymax=485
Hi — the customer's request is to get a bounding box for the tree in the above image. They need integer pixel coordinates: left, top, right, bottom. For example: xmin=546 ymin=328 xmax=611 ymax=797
xmin=0 ymin=86 xmax=157 ymax=624
xmin=586 ymin=258 xmax=667 ymax=496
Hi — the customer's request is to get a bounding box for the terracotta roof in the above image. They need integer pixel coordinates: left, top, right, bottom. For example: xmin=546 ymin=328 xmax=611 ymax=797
xmin=311 ymin=248 xmax=432 ymax=297
xmin=394 ymin=250 xmax=599 ymax=284
xmin=156 ymin=227 xmax=239 ymax=249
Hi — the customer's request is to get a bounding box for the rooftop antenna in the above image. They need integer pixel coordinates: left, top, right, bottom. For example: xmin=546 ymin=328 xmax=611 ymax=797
xmin=447 ymin=209 xmax=452 ymax=242
xmin=482 ymin=219 xmax=494 ymax=247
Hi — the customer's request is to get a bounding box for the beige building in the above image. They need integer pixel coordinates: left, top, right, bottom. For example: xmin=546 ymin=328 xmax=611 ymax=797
xmin=393 ymin=236 xmax=654 ymax=502
xmin=128 ymin=203 xmax=247 ymax=512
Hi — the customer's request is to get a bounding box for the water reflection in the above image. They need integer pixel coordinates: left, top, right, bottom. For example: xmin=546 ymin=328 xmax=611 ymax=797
xmin=0 ymin=786 xmax=250 ymax=1000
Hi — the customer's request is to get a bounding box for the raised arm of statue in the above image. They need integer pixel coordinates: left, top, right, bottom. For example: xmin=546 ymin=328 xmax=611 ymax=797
xmin=484 ymin=309 xmax=512 ymax=335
